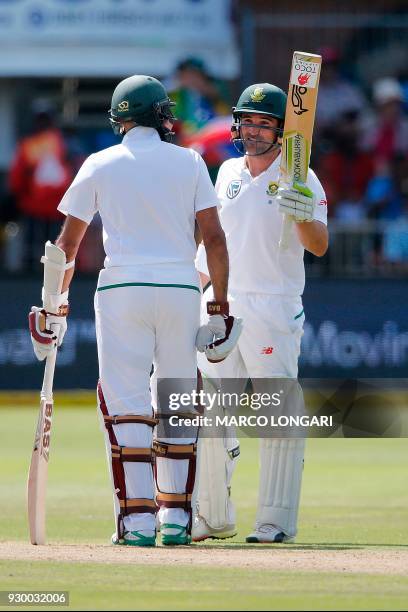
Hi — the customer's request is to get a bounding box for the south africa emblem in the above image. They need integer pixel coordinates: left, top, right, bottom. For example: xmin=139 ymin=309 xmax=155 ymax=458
xmin=226 ymin=180 xmax=242 ymax=199
xmin=266 ymin=181 xmax=279 ymax=196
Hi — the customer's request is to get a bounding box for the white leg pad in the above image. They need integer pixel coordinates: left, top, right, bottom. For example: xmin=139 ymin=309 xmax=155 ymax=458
xmin=256 ymin=438 xmax=305 ymax=538
xmin=195 ymin=435 xmax=239 ymax=529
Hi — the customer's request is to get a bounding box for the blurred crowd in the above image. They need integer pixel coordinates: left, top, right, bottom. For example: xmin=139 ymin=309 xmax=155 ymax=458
xmin=1 ymin=50 xmax=408 ymax=276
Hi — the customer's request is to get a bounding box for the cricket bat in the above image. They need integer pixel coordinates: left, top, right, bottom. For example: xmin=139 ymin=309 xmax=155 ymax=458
xmin=279 ymin=51 xmax=322 ymax=249
xmin=27 ymin=344 xmax=58 ymax=545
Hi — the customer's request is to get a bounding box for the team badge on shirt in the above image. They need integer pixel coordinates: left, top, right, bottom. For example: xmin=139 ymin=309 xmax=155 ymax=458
xmin=266 ymin=181 xmax=279 ymax=196
xmin=226 ymin=180 xmax=242 ymax=199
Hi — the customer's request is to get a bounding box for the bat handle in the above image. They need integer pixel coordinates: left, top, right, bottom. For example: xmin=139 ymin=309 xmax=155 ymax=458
xmin=41 ymin=340 xmax=59 ymax=402
xmin=279 ymin=215 xmax=293 ymax=250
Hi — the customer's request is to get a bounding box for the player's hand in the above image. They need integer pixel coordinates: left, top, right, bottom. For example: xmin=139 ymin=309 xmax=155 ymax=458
xmin=277 ymin=185 xmax=315 ymax=223
xmin=196 ymin=301 xmax=243 ymax=363
xmin=28 ymin=306 xmax=68 ymax=361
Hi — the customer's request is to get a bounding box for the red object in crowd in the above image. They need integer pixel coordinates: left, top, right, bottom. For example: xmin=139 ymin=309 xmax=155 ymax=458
xmin=9 ymin=128 xmax=72 ymax=220
xmin=318 ymin=150 xmax=375 ymax=213
xmin=181 ymin=117 xmax=237 ymax=167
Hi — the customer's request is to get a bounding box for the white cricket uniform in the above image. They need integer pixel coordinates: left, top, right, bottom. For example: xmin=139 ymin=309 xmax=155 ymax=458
xmin=58 ymin=126 xmax=218 ymax=534
xmin=196 ymin=153 xmax=328 ymax=379
xmin=194 ymin=153 xmax=327 ymax=539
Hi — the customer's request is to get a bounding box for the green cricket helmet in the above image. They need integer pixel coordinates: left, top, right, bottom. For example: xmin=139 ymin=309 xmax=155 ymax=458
xmin=232 ymin=83 xmax=287 ymax=156
xmin=109 ymin=75 xmax=176 ymax=141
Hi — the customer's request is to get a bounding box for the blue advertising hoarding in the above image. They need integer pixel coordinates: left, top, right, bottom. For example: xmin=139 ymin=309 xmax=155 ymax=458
xmin=0 ymin=278 xmax=407 ymax=389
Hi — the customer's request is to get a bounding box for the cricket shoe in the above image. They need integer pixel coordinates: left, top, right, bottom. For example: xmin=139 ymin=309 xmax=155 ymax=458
xmin=161 ymin=523 xmax=191 ymax=546
xmin=245 ymin=524 xmax=295 ymax=544
xmin=192 ymin=515 xmax=237 ymax=542
xmin=112 ymin=530 xmax=156 ymax=547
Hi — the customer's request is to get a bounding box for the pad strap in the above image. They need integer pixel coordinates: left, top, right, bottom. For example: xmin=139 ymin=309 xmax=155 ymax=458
xmin=153 ymin=440 xmax=196 ymax=460
xmin=119 ymin=498 xmax=156 ymax=515
xmin=111 ymin=444 xmax=153 ymax=463
xmin=156 ymin=492 xmax=192 ymax=510
xmin=104 ymin=414 xmax=158 ymax=428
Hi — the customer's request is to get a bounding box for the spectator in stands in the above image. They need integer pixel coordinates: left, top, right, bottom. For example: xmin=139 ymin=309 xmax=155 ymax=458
xmin=168 ymin=57 xmax=230 ymax=138
xmin=381 ymin=155 xmax=408 ymax=270
xmin=8 ymin=99 xmax=73 ymax=270
xmin=365 ymin=158 xmax=403 ymax=221
xmin=316 ymin=46 xmax=366 ymax=135
xmin=364 ymin=155 xmax=405 ymax=267
xmin=361 ymin=77 xmax=408 ymax=166
xmin=316 ymin=109 xmax=374 ymax=220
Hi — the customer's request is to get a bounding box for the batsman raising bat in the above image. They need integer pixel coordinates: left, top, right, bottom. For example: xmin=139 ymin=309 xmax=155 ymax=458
xmin=194 ymin=55 xmax=328 ymax=543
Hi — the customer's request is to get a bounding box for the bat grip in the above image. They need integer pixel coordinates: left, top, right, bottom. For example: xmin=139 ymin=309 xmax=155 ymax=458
xmin=40 ymin=339 xmax=59 ymax=402
xmin=279 ymin=215 xmax=293 ymax=250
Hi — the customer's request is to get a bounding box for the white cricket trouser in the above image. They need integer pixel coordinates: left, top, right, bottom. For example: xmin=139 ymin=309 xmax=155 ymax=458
xmin=200 ymin=288 xmax=304 ymax=379
xmin=198 ymin=287 xmax=305 ymax=537
xmin=95 ymin=278 xmax=201 ymax=534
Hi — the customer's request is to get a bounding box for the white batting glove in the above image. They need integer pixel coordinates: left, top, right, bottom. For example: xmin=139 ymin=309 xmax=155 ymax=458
xmin=196 ymin=301 xmax=243 ymax=363
xmin=28 ymin=306 xmax=68 ymax=361
xmin=277 ymin=185 xmax=315 ymax=223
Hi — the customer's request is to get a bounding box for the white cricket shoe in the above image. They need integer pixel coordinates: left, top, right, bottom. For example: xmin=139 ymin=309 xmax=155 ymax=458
xmin=246 ymin=524 xmax=295 ymax=543
xmin=192 ymin=515 xmax=237 ymax=542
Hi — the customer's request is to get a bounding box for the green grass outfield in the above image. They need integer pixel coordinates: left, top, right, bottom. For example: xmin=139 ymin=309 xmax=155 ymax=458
xmin=0 ymin=395 xmax=407 ymax=611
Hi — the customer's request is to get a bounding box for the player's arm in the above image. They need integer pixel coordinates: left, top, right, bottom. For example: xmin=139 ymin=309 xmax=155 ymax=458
xmin=29 ymin=215 xmax=88 ymax=362
xmin=195 ymin=206 xmax=242 ymax=362
xmin=196 ymin=207 xmax=228 ymax=302
xmin=295 ymin=220 xmax=328 ymax=257
xmin=55 ymin=214 xmax=88 ymax=291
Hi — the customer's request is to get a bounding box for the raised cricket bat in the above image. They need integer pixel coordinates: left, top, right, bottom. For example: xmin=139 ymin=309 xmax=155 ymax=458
xmin=279 ymin=51 xmax=322 ymax=249
xmin=27 ymin=344 xmax=58 ymax=545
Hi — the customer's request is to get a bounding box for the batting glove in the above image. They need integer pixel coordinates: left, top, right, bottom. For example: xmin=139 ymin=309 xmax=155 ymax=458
xmin=28 ymin=305 xmax=68 ymax=361
xmin=277 ymin=185 xmax=315 ymax=223
xmin=196 ymin=301 xmax=243 ymax=363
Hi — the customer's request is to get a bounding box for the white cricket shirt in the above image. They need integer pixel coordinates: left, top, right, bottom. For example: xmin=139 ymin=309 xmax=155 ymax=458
xmin=58 ymin=126 xmax=217 ymax=286
xmin=196 ymin=154 xmax=327 ymax=296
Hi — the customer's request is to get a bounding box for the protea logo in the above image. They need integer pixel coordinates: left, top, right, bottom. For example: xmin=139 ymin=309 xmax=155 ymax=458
xmin=250 ymin=87 xmax=266 ymax=102
xmin=266 ymin=181 xmax=279 ymax=196
xmin=226 ymin=180 xmax=242 ymax=199
xmin=118 ymin=101 xmax=129 ymax=111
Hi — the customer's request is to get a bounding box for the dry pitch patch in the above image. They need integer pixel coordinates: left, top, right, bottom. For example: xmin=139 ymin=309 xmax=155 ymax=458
xmin=0 ymin=542 xmax=407 ymax=575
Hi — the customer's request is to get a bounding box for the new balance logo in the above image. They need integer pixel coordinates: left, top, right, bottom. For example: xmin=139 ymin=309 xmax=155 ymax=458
xmin=261 ymin=347 xmax=273 ymax=354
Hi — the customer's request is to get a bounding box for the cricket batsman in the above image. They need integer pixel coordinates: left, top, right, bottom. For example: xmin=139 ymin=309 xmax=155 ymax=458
xmin=193 ymin=83 xmax=328 ymax=543
xmin=28 ymin=75 xmax=242 ymax=547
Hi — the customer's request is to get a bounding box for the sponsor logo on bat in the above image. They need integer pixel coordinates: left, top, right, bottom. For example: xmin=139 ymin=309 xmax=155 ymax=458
xmin=298 ymin=73 xmax=311 ymax=85
xmin=226 ymin=180 xmax=242 ymax=199
xmin=250 ymin=87 xmax=266 ymax=102
xmin=284 ymin=132 xmax=309 ymax=185
xmin=292 ymin=86 xmax=308 ymax=115
xmin=291 ymin=57 xmax=320 ymax=88
xmin=40 ymin=402 xmax=53 ymax=462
